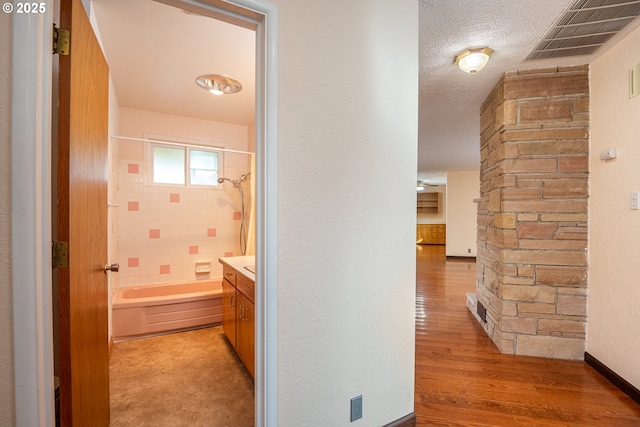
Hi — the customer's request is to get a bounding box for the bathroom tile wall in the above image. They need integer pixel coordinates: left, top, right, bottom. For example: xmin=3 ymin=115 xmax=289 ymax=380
xmin=115 ymin=107 xmax=252 ymax=287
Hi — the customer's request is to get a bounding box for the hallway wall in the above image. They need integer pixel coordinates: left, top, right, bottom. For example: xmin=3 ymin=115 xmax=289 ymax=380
xmin=446 ymin=170 xmax=479 ymax=257
xmin=589 ymin=23 xmax=640 ymax=389
xmin=274 ymin=0 xmax=418 ymax=425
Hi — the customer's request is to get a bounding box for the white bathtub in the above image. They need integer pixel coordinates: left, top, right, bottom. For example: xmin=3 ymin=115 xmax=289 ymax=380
xmin=112 ymin=279 xmax=222 ymax=341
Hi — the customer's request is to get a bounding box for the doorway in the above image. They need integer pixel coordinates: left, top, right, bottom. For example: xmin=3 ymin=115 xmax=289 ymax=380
xmin=81 ymin=0 xmax=259 ymax=424
xmin=11 ymin=0 xmax=278 ymax=425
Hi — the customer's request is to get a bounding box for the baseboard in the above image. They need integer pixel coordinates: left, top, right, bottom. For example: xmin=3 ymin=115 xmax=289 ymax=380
xmin=382 ymin=412 xmax=416 ymax=427
xmin=446 ymin=256 xmax=476 ymax=262
xmin=584 ymin=352 xmax=640 ymax=404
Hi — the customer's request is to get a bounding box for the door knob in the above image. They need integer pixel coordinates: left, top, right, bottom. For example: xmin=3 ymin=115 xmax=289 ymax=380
xmin=104 ymin=263 xmax=119 ymax=274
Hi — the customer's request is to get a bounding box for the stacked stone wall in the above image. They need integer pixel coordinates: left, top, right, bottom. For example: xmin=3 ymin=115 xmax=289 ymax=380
xmin=475 ymin=66 xmax=589 ymax=359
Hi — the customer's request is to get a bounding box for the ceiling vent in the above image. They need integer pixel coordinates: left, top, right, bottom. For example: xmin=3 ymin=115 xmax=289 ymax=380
xmin=526 ymin=0 xmax=640 ymax=60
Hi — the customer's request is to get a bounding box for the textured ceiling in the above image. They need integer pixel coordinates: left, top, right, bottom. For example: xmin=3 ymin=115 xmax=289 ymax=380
xmin=418 ymin=0 xmax=640 ymax=184
xmin=92 ymin=0 xmax=640 ymax=185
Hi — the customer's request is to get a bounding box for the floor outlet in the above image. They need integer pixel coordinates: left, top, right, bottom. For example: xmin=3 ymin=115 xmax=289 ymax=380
xmin=350 ymin=395 xmax=362 ymax=422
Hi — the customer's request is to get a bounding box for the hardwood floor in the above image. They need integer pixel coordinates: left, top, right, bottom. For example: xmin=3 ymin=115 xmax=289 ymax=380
xmin=413 ymin=245 xmax=640 ymax=427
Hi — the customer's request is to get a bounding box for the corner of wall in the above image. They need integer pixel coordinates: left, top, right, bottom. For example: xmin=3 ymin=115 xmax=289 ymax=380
xmin=0 ymin=11 xmax=16 ymax=427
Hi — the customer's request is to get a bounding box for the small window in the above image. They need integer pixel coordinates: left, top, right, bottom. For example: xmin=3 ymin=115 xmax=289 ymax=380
xmin=190 ymin=149 xmax=219 ymax=186
xmin=151 ymin=143 xmax=221 ymax=187
xmin=153 ymin=146 xmax=186 ymax=185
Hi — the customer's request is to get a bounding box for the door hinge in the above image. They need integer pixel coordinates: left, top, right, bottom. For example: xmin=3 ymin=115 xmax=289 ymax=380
xmin=52 ymin=241 xmax=69 ymax=269
xmin=53 ymin=24 xmax=70 ymax=56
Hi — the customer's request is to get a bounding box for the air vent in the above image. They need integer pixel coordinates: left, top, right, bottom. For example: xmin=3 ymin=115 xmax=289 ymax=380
xmin=527 ymin=0 xmax=640 ymax=60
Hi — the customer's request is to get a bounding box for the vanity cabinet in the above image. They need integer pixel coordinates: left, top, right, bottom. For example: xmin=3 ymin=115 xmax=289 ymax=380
xmin=220 ymin=261 xmax=255 ymax=378
xmin=235 ymin=291 xmax=254 ymax=377
xmin=221 ymin=271 xmax=236 ymax=347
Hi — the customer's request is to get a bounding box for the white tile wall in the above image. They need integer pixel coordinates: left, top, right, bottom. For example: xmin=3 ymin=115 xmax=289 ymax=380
xmin=117 ymin=153 xmax=251 ymax=287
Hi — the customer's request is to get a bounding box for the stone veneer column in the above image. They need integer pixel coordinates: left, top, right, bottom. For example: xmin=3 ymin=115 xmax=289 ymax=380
xmin=474 ymin=66 xmax=589 ymax=359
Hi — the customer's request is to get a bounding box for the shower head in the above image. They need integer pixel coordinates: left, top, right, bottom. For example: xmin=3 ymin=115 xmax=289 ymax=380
xmin=217 ymin=176 xmax=242 ymax=188
xmin=218 ymin=173 xmax=250 ymax=187
xmin=239 ymin=172 xmax=251 ymax=183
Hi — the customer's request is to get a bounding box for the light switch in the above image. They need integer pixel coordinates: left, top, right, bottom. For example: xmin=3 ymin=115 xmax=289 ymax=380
xmin=631 ymin=63 xmax=640 ymax=98
xmin=631 ymin=192 xmax=640 ymax=210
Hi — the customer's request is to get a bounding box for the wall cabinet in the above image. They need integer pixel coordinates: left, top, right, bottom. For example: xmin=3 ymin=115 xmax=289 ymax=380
xmin=221 ymin=263 xmax=255 ymax=378
xmin=417 ymin=192 xmax=439 ymax=214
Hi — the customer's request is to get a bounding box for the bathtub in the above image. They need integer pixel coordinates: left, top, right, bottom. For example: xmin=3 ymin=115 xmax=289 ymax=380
xmin=112 ymin=279 xmax=222 ymax=341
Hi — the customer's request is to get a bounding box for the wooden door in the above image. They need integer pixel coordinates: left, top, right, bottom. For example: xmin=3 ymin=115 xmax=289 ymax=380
xmin=57 ymin=0 xmax=110 ymax=425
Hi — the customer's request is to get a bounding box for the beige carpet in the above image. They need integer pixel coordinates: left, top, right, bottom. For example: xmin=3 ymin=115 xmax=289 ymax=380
xmin=109 ymin=326 xmax=254 ymax=427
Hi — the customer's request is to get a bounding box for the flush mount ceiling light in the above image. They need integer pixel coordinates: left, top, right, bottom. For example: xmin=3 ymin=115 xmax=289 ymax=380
xmin=454 ymin=47 xmax=494 ymax=74
xmin=195 ymin=74 xmax=242 ymax=96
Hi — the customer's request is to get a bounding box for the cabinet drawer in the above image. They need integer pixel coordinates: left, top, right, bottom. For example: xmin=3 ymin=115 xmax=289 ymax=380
xmin=236 ymin=273 xmax=255 ymax=303
xmin=223 ymin=265 xmax=237 ymax=286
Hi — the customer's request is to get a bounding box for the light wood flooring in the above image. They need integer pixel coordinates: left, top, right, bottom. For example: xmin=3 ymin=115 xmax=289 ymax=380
xmin=414 ymin=244 xmax=640 ymax=426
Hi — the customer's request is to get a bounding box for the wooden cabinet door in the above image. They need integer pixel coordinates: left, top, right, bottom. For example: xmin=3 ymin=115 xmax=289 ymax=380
xmin=236 ymin=292 xmax=255 ymax=378
xmin=221 ymin=279 xmax=236 ymax=346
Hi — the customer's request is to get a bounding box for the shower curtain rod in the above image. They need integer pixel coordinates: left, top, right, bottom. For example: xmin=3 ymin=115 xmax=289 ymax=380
xmin=110 ymin=135 xmax=255 ymax=155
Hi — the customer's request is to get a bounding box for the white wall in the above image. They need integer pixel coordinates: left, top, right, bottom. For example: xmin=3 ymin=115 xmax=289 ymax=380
xmin=275 ymin=0 xmax=418 ymax=425
xmin=589 ymin=24 xmax=640 ymax=389
xmin=0 ymin=10 xmax=15 ymax=427
xmin=446 ymin=170 xmax=479 ymax=257
xmin=118 ymin=107 xmax=249 ymax=152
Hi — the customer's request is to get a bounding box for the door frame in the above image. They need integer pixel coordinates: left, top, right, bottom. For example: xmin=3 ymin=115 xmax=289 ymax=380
xmin=10 ymin=0 xmax=279 ymax=426
xmin=11 ymin=6 xmax=56 ymax=427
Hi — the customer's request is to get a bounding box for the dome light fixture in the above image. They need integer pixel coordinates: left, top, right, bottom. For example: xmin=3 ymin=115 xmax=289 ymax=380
xmin=454 ymin=47 xmax=494 ymax=74
xmin=196 ymin=74 xmax=242 ymax=95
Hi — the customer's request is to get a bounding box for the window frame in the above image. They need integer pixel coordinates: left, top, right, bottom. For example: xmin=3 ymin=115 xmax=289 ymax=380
xmin=188 ymin=147 xmax=221 ymax=187
xmin=148 ymin=140 xmax=225 ymax=188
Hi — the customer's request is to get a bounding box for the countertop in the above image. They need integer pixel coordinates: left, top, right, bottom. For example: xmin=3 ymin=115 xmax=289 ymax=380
xmin=218 ymin=255 xmax=255 ymax=282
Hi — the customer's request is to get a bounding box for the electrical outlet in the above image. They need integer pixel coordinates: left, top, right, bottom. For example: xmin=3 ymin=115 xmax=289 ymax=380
xmin=350 ymin=395 xmax=362 ymax=422
xmin=467 ymin=248 xmax=471 ymax=254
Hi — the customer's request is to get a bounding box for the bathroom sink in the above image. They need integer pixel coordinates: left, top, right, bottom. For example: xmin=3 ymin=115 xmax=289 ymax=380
xmin=245 ymin=265 xmax=256 ymax=274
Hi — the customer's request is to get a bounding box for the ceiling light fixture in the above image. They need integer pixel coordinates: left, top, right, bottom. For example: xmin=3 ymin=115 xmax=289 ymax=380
xmin=196 ymin=74 xmax=242 ymax=96
xmin=454 ymin=47 xmax=494 ymax=74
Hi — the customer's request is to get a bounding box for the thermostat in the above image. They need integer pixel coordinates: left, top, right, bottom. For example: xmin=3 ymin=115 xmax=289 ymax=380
xmin=599 ymin=148 xmax=617 ymax=160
